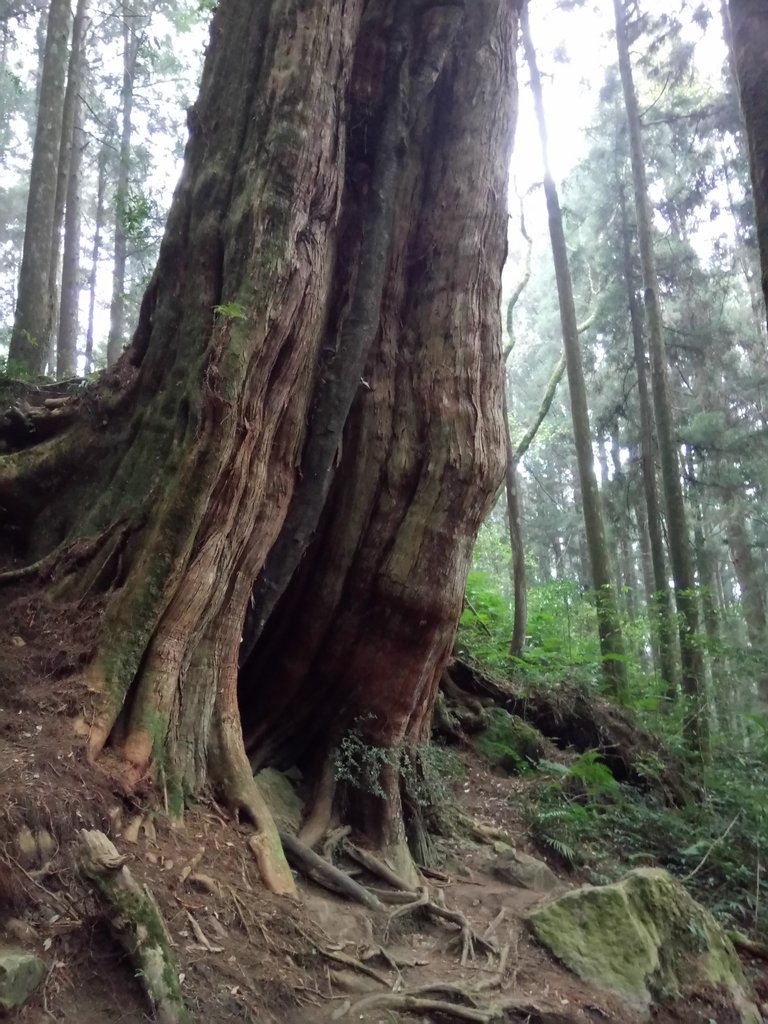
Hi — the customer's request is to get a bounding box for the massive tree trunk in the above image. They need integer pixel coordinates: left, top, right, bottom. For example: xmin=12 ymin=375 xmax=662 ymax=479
xmin=522 ymin=3 xmax=628 ymax=699
xmin=8 ymin=0 xmax=72 ymax=374
xmin=1 ymin=0 xmax=517 ymax=885
xmin=728 ymin=0 xmax=768 ymax=325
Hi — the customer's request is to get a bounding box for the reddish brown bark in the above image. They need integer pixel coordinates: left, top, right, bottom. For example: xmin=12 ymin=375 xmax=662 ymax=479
xmin=0 ymin=0 xmax=518 ymax=878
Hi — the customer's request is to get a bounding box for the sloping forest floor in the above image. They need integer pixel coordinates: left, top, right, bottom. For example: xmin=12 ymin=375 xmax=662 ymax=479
xmin=1 ymin=588 xmax=766 ymax=1024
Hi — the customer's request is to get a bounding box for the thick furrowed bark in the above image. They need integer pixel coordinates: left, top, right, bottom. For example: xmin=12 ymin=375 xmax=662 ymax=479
xmin=1 ymin=0 xmax=518 ymax=886
xmin=241 ymin=0 xmax=517 ymax=852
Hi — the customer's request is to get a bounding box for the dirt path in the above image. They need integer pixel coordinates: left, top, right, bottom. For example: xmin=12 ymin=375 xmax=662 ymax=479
xmin=0 ymin=617 xmax=761 ymax=1024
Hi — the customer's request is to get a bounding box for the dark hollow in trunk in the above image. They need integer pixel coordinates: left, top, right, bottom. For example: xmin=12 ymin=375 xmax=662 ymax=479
xmin=0 ymin=0 xmax=518 ymax=886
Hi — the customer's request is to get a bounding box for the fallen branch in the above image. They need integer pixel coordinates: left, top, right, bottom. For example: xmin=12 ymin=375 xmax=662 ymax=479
xmin=78 ymin=829 xmax=190 ymax=1024
xmin=728 ymin=930 xmax=768 ymax=961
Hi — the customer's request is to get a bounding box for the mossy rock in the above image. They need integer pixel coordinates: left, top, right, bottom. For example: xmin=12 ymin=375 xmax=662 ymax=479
xmin=528 ymin=867 xmax=760 ymax=1021
xmin=492 ymin=848 xmax=560 ymax=892
xmin=255 ymin=768 xmax=303 ymax=831
xmin=0 ymin=948 xmax=45 ymax=1010
xmin=474 ymin=708 xmax=544 ymax=774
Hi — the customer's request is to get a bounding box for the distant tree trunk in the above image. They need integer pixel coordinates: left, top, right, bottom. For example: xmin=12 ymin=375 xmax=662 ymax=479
xmin=618 ymin=183 xmax=678 ymax=696
xmin=57 ymin=0 xmax=89 ymax=378
xmin=45 ymin=0 xmax=88 ymax=372
xmin=507 ymin=348 xmax=566 ymax=658
xmin=0 ymin=0 xmax=517 ymax=888
xmin=85 ymin=144 xmax=108 ymax=374
xmin=614 ymin=0 xmax=707 ymax=752
xmin=728 ymin=0 xmax=768 ymax=324
xmin=107 ymin=10 xmax=138 ymax=366
xmin=8 ymin=0 xmax=72 ymax=374
xmin=632 ymin=476 xmax=660 ymax=675
xmin=505 ymin=393 xmax=527 ymax=660
xmin=522 ymin=3 xmax=627 ymax=698
xmin=725 ymin=497 xmax=768 ymax=704
xmin=609 ymin=432 xmax=637 ymax=623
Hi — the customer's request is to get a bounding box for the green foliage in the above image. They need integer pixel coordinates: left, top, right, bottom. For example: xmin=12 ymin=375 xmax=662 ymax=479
xmin=334 ymin=725 xmax=464 ymax=816
xmin=212 ymin=302 xmax=248 ymax=321
xmin=117 ymin=188 xmax=159 ymax=247
xmin=474 ymin=707 xmax=543 ymax=775
xmin=525 ymin=748 xmax=768 ymax=940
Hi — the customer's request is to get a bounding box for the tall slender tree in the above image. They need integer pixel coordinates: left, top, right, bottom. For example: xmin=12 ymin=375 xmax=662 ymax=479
xmin=613 ymin=0 xmax=707 ymax=752
xmin=57 ymin=0 xmax=90 ymax=378
xmin=727 ymin=0 xmax=768 ymax=324
xmin=107 ymin=3 xmax=141 ymax=366
xmin=617 ymin=179 xmax=678 ymax=696
xmin=8 ymin=0 xmax=72 ymax=374
xmin=522 ymin=2 xmax=627 ymax=698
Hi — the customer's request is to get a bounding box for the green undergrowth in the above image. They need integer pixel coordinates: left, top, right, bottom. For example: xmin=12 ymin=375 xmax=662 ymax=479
xmin=525 ymin=746 xmax=768 ymax=942
xmin=334 ymin=723 xmax=466 ymax=834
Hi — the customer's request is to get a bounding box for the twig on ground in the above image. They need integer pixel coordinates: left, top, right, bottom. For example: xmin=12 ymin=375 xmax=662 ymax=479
xmin=683 ymin=812 xmax=740 ymax=881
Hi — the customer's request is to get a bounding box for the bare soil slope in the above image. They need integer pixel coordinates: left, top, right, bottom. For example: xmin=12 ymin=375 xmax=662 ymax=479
xmin=0 ymin=592 xmax=761 ymax=1024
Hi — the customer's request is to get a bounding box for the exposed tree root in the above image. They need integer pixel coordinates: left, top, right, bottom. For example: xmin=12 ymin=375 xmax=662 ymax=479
xmin=346 ymin=991 xmax=495 ymax=1022
xmin=443 ymin=659 xmax=694 ymax=804
xmin=343 ymin=839 xmax=419 ymax=891
xmin=318 ymin=947 xmax=393 ymax=987
xmin=387 ymin=886 xmax=497 ymax=966
xmin=0 ymin=519 xmax=131 ymax=588
xmin=728 ymin=930 xmax=768 ymax=961
xmin=77 ymin=829 xmax=190 ymax=1024
xmin=298 ymin=754 xmax=337 ymax=848
xmin=279 ymin=830 xmax=384 ymax=912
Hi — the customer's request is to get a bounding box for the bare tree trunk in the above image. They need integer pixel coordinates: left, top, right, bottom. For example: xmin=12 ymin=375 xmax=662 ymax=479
xmin=609 ymin=431 xmax=637 ymax=623
xmin=107 ymin=8 xmax=138 ymax=366
xmin=44 ymin=0 xmax=88 ymax=373
xmin=522 ymin=3 xmax=627 ymax=698
xmin=633 ymin=477 xmax=660 ymax=676
xmin=57 ymin=0 xmax=89 ymax=378
xmin=506 ymin=351 xmax=565 ymax=657
xmin=8 ymin=0 xmax=72 ymax=374
xmin=725 ymin=495 xmax=768 ymax=705
xmin=614 ymin=0 xmax=707 ymax=752
xmin=1 ymin=0 xmax=517 ymax=883
xmin=618 ymin=183 xmax=678 ymax=697
xmin=85 ymin=144 xmax=108 ymax=374
xmin=728 ymin=0 xmax=768 ymax=325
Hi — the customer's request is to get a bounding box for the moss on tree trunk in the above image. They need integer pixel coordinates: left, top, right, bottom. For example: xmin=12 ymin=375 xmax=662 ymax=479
xmin=0 ymin=0 xmax=518 ymax=885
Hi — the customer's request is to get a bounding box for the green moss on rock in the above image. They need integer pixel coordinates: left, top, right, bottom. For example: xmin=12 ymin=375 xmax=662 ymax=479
xmin=528 ymin=867 xmax=760 ymax=1021
xmin=474 ymin=708 xmax=543 ymax=774
xmin=0 ymin=948 xmax=45 ymax=1010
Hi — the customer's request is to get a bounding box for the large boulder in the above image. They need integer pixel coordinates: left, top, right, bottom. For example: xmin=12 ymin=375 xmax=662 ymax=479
xmin=0 ymin=948 xmax=45 ymax=1011
xmin=528 ymin=868 xmax=760 ymax=1022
